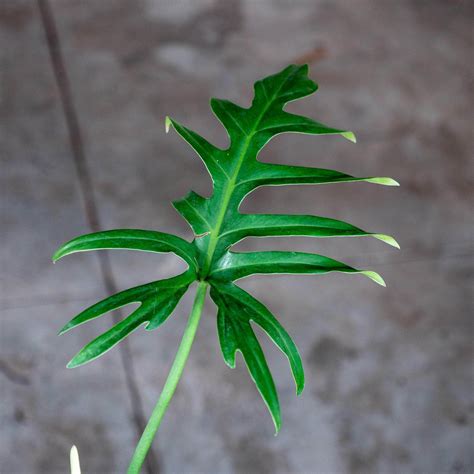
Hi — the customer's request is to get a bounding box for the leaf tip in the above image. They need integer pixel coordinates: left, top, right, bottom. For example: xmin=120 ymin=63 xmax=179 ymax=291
xmin=224 ymin=352 xmax=237 ymax=369
xmin=66 ymin=360 xmax=77 ymax=369
xmin=294 ymin=369 xmax=305 ymax=396
xmin=58 ymin=326 xmax=69 ymax=336
xmin=367 ymin=177 xmax=400 ymax=186
xmin=342 ymin=131 xmax=356 ymax=143
xmin=58 ymin=320 xmax=75 ymax=335
xmin=273 ymin=418 xmax=282 ymax=436
xmin=299 ymin=63 xmax=309 ymax=74
xmin=165 ymin=116 xmax=172 ymax=133
xmin=373 ymin=234 xmax=400 ymax=249
xmin=362 ymin=270 xmax=386 ymax=287
xmin=67 ymin=353 xmax=87 ymax=369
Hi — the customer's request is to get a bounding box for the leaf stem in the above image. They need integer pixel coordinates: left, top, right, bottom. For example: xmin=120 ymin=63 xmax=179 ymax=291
xmin=126 ymin=281 xmax=208 ymax=474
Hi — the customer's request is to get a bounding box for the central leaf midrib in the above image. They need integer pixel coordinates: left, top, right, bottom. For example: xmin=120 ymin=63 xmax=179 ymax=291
xmin=201 ymin=72 xmax=294 ymax=278
xmin=200 ymin=133 xmax=254 ymax=277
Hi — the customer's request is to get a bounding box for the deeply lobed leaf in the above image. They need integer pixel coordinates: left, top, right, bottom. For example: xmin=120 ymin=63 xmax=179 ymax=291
xmin=65 ymin=272 xmax=194 ymax=368
xmin=55 ymin=64 xmax=398 ymax=432
xmin=210 ymin=281 xmax=304 ymax=395
xmin=167 ymin=64 xmax=398 ymax=277
xmin=211 ymin=283 xmax=285 ymax=433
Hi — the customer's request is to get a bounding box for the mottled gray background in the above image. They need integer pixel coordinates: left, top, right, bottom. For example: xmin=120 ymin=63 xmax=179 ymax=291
xmin=1 ymin=1 xmax=473 ymax=473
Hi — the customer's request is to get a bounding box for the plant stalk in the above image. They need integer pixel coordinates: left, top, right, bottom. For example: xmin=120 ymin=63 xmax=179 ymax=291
xmin=127 ymin=281 xmax=208 ymax=474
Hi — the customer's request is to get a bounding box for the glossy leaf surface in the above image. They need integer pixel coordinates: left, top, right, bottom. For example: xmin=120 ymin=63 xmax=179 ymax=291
xmin=211 ymin=284 xmax=281 ymax=432
xmin=54 ymin=64 xmax=397 ymax=431
xmin=53 ymin=229 xmax=198 ymax=271
xmin=210 ymin=281 xmax=304 ymax=393
xmin=65 ymin=272 xmax=193 ymax=368
xmin=218 ymin=213 xmax=399 ymax=249
xmin=210 ymin=251 xmax=386 ymax=286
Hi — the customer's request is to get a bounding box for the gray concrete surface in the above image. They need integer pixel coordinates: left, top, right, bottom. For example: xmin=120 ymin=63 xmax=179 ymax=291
xmin=1 ymin=1 xmax=473 ymax=473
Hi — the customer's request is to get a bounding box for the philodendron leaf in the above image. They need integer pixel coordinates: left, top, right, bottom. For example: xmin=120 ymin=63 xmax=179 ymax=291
xmin=65 ymin=272 xmax=194 ymax=368
xmin=210 ymin=284 xmax=282 ymax=433
xmin=55 ymin=64 xmax=398 ymax=434
xmin=53 ymin=229 xmax=198 ymax=271
xmin=211 ymin=281 xmax=304 ymax=393
xmin=209 ymin=251 xmax=386 ymax=286
xmin=218 ymin=213 xmax=399 ymax=250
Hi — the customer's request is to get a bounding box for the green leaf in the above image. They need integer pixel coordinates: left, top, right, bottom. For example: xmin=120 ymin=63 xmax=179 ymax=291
xmin=167 ymin=64 xmax=398 ymax=279
xmin=66 ymin=272 xmax=193 ymax=368
xmin=219 ymin=213 xmax=399 ymax=249
xmin=210 ymin=284 xmax=281 ymax=433
xmin=235 ymin=163 xmax=399 ymax=196
xmin=67 ymin=305 xmax=151 ymax=368
xmin=60 ymin=271 xmax=194 ymax=335
xmin=53 ymin=229 xmax=198 ymax=271
xmin=166 ymin=117 xmax=230 ymax=182
xmin=56 ymin=64 xmax=398 ymax=436
xmin=210 ymin=281 xmax=304 ymax=395
xmin=209 ymin=251 xmax=386 ymax=287
xmin=172 ymin=192 xmax=212 ymax=237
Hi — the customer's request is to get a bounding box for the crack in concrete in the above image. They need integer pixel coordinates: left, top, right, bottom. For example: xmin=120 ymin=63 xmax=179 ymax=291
xmin=35 ymin=1 xmax=159 ymax=472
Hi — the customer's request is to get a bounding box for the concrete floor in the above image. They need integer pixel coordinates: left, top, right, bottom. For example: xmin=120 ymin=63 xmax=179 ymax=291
xmin=1 ymin=1 xmax=473 ymax=473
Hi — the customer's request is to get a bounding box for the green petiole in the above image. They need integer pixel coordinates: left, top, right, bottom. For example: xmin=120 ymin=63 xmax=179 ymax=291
xmin=126 ymin=281 xmax=208 ymax=474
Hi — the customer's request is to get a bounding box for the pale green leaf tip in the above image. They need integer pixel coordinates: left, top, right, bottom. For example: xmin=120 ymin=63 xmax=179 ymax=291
xmin=52 ymin=250 xmax=62 ymax=263
xmin=362 ymin=271 xmax=386 ymax=287
xmin=165 ymin=116 xmax=172 ymax=133
xmin=67 ymin=356 xmax=84 ymax=369
xmin=367 ymin=177 xmax=400 ymax=186
xmin=342 ymin=131 xmax=356 ymax=143
xmin=273 ymin=419 xmax=281 ymax=436
xmin=52 ymin=246 xmax=70 ymax=262
xmin=224 ymin=351 xmax=236 ymax=369
xmin=373 ymin=234 xmax=400 ymax=249
xmin=58 ymin=323 xmax=72 ymax=336
xmin=295 ymin=377 xmax=305 ymax=396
